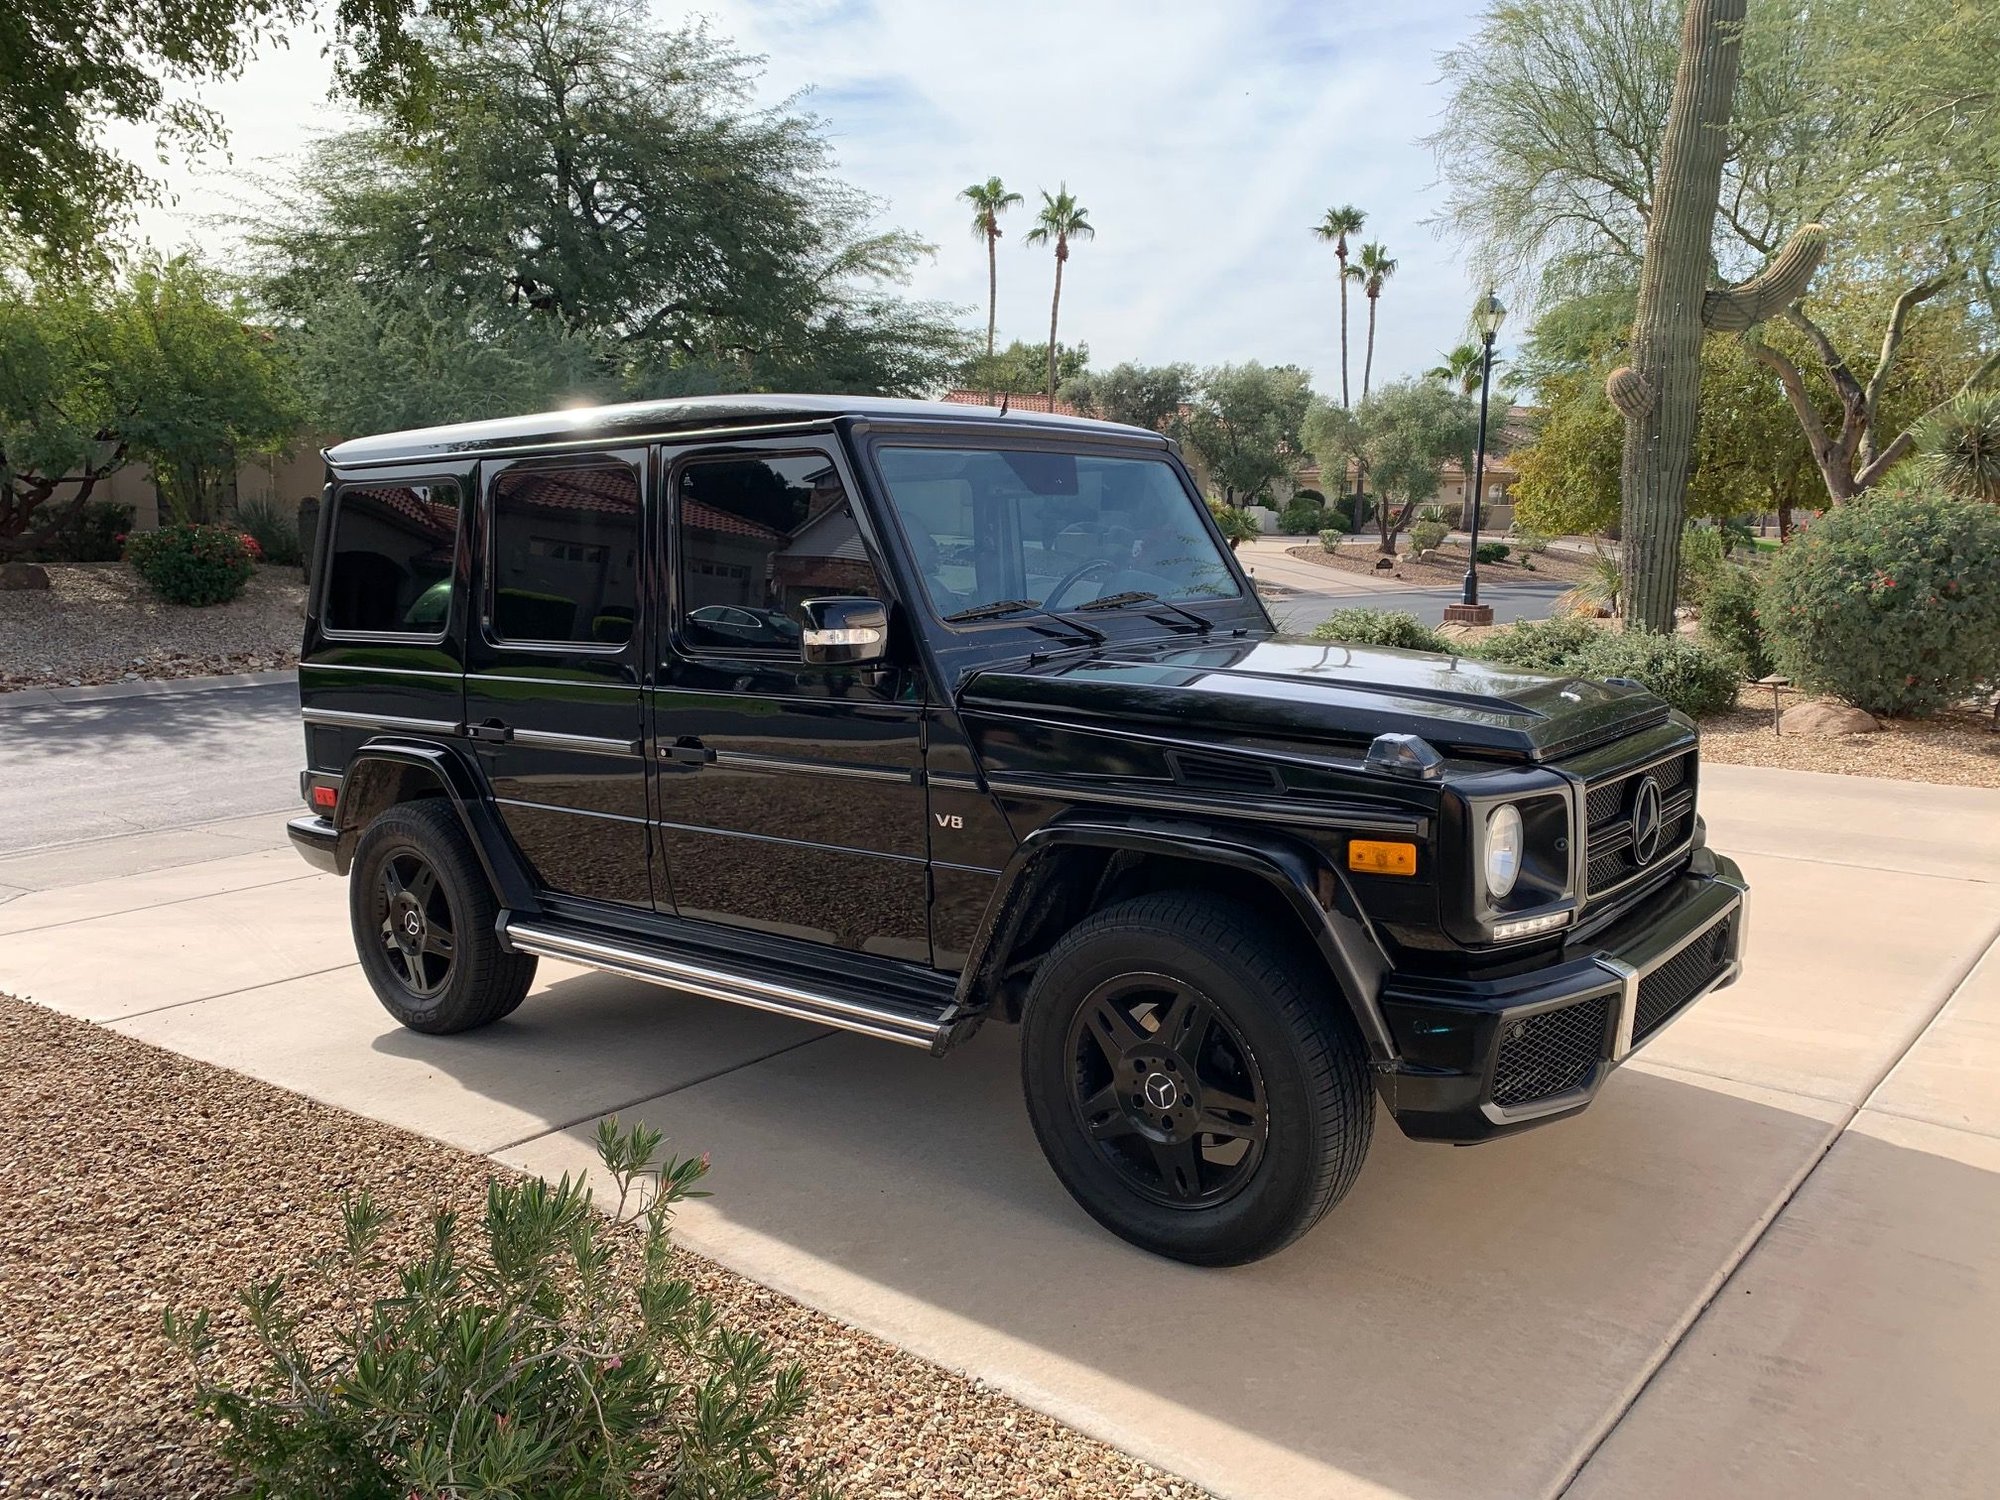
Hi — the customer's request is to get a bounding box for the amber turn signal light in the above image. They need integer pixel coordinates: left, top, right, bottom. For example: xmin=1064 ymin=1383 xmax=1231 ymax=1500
xmin=1348 ymin=840 xmax=1417 ymax=876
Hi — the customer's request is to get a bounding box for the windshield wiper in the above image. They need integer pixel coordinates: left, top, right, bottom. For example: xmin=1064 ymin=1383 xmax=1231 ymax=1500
xmin=942 ymin=598 xmax=1107 ymax=646
xmin=1076 ymin=590 xmax=1213 ymax=634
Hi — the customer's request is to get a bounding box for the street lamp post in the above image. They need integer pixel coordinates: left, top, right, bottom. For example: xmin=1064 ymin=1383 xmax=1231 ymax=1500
xmin=1446 ymin=291 xmax=1507 ymax=627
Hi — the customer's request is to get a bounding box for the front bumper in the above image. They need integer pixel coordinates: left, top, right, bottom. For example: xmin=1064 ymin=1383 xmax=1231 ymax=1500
xmin=287 ymin=814 xmax=340 ymax=874
xmin=1375 ymin=850 xmax=1747 ymax=1142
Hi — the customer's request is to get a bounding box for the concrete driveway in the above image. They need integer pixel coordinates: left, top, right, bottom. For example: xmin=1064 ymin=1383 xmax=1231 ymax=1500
xmin=4 ymin=684 xmax=1999 ymax=1499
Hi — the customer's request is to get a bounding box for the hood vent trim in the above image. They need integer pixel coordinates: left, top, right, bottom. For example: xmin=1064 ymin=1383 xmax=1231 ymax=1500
xmin=1165 ymin=750 xmax=1283 ymax=794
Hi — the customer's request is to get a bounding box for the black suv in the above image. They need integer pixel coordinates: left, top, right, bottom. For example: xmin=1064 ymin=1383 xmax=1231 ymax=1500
xmin=288 ymin=394 xmax=1747 ymax=1265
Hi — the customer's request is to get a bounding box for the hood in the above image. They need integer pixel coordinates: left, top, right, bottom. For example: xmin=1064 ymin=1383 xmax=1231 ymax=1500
xmin=958 ymin=638 xmax=1669 ymax=764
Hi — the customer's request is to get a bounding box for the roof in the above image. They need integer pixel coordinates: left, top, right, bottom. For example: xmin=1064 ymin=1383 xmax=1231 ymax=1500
xmin=939 ymin=388 xmax=1082 ymax=417
xmin=325 ymin=393 xmax=1155 ymax=468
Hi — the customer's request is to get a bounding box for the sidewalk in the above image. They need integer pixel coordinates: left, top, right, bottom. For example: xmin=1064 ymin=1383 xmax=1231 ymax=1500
xmin=4 ymin=768 xmax=1999 ymax=1498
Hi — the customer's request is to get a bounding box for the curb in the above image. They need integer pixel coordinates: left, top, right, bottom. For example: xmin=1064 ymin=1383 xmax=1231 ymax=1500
xmin=0 ymin=667 xmax=297 ymax=712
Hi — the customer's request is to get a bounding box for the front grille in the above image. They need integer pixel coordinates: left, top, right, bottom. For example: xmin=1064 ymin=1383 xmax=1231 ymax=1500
xmin=1582 ymin=749 xmax=1697 ymax=899
xmin=1633 ymin=915 xmax=1736 ymax=1045
xmin=1490 ymin=996 xmax=1612 ymax=1109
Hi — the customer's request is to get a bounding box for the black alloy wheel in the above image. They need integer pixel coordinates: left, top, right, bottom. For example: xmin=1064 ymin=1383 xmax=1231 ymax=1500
xmin=376 ymin=850 xmax=456 ymax=997
xmin=1067 ymin=974 xmax=1269 ymax=1208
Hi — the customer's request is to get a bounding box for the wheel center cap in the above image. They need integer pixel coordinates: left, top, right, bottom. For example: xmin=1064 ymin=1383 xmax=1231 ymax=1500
xmin=403 ymin=909 xmax=423 ymax=938
xmin=1142 ymin=1071 xmax=1179 ymax=1110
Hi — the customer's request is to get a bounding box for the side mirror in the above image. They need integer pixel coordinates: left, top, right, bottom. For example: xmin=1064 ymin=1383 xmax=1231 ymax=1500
xmin=800 ymin=598 xmax=889 ymax=666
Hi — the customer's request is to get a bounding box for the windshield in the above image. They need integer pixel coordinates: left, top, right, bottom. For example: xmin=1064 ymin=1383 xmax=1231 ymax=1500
xmin=873 ymin=445 xmax=1242 ymax=620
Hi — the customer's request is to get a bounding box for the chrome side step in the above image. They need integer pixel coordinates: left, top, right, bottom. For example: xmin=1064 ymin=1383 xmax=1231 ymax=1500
xmin=501 ymin=919 xmax=958 ymax=1051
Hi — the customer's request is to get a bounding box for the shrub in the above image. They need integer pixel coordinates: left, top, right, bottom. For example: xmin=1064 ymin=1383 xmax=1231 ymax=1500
xmin=1475 ymin=615 xmax=1607 ymax=671
xmin=1512 ymin=529 xmax=1551 ymax=557
xmin=1679 ymin=524 xmax=1726 ymax=605
xmin=28 ymin=500 xmax=134 ymax=562
xmin=1570 ymin=631 xmax=1744 ymax=718
xmin=1912 ymin=388 xmax=2000 ymax=502
xmin=236 ymin=495 xmax=304 ymax=567
xmin=1278 ymin=498 xmax=1326 ymax=534
xmin=1475 ymin=542 xmax=1511 ymax=564
xmin=1208 ymin=500 xmax=1261 ymax=548
xmin=1700 ymin=565 xmax=1771 ymax=678
xmin=164 ymin=1120 xmax=823 ymax=1500
xmin=1310 ymin=607 xmax=1452 ymax=653
xmin=1318 ymin=527 xmax=1344 ymax=552
xmin=1762 ymin=482 xmax=2000 ymax=716
xmin=123 ymin=523 xmax=256 ymax=605
xmin=1410 ymin=519 xmax=1450 ymax=554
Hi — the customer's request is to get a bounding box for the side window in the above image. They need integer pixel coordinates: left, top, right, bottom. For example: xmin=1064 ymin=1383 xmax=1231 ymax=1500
xmin=488 ymin=463 xmax=641 ymax=648
xmin=323 ymin=480 xmax=461 ymax=636
xmin=677 ymin=453 xmax=880 ymax=655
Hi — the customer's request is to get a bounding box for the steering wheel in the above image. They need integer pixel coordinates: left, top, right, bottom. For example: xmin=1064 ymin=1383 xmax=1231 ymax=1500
xmin=1042 ymin=557 xmax=1117 ymax=611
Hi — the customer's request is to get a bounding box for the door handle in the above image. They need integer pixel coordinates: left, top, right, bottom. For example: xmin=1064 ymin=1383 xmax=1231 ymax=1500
xmin=467 ymin=719 xmax=513 ymax=743
xmin=663 ymin=738 xmax=714 ymax=765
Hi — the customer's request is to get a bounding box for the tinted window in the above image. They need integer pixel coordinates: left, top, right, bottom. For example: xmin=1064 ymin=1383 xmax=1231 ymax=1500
xmin=873 ymin=446 xmax=1241 ymax=618
xmin=677 ymin=454 xmax=880 ymax=654
xmin=489 ymin=463 xmax=640 ymax=646
xmin=323 ymin=481 xmax=461 ymax=635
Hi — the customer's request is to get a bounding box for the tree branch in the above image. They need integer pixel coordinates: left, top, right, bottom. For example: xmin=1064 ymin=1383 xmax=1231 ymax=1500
xmin=1743 ymin=335 xmax=1850 ymax=505
xmin=1860 ymin=271 xmax=1958 ymax=442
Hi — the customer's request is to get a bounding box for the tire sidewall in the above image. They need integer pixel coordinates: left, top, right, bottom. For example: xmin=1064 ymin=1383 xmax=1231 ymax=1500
xmin=350 ymin=808 xmax=477 ymax=1028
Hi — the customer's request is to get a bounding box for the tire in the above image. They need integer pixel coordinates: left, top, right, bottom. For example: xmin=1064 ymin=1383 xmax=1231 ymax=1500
xmin=349 ymin=799 xmax=536 ymax=1034
xmin=1020 ymin=891 xmax=1374 ymax=1265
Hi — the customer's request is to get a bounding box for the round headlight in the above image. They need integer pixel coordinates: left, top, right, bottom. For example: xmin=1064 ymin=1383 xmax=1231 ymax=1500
xmin=1485 ymin=803 xmax=1523 ymax=901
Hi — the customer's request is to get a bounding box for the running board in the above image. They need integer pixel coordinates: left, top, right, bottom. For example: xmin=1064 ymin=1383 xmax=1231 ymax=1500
xmin=501 ymin=918 xmax=970 ymax=1053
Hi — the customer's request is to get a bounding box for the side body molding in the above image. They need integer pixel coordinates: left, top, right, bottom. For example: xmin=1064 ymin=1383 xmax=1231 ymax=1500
xmin=957 ymin=814 xmax=1395 ymax=1061
xmin=334 ymin=740 xmax=542 ymax=915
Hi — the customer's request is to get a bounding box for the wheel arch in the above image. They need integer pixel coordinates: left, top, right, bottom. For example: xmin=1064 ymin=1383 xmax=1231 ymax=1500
xmin=959 ymin=815 xmax=1394 ymax=1061
xmin=335 ymin=741 xmax=540 ymax=913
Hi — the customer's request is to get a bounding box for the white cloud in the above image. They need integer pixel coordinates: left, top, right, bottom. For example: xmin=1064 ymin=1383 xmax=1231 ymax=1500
xmin=113 ymin=0 xmax=1505 ymax=395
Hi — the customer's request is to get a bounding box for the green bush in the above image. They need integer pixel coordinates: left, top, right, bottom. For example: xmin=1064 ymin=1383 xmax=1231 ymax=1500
xmin=165 ymin=1120 xmax=825 ymax=1500
xmin=1512 ymin=530 xmax=1551 ymax=557
xmin=1310 ymin=607 xmax=1452 ymax=653
xmin=1475 ymin=542 xmax=1511 ymax=564
xmin=1679 ymin=524 xmax=1726 ymax=605
xmin=123 ymin=523 xmax=256 ymax=605
xmin=1208 ymin=501 xmax=1260 ymax=548
xmin=1318 ymin=527 xmax=1344 ymax=552
xmin=1278 ymin=498 xmax=1326 ymax=534
xmin=1762 ymin=482 xmax=2000 ymax=716
xmin=1572 ymin=632 xmax=1744 ymax=717
xmin=1410 ymin=519 xmax=1450 ymax=554
xmin=1475 ymin=615 xmax=1607 ymax=672
xmin=235 ymin=495 xmax=304 ymax=567
xmin=1700 ymin=565 xmax=1771 ymax=678
xmin=27 ymin=500 xmax=134 ymax=562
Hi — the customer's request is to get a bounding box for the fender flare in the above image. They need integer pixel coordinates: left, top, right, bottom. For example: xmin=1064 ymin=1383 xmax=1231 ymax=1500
xmin=958 ymin=813 xmax=1395 ymax=1061
xmin=335 ymin=740 xmax=541 ymax=914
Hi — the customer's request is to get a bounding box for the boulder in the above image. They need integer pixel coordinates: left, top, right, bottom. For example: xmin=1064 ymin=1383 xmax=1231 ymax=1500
xmin=0 ymin=562 xmax=50 ymax=591
xmin=1781 ymin=700 xmax=1880 ymax=736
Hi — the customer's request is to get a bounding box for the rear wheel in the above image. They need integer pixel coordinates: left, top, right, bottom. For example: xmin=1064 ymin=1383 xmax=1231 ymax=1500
xmin=350 ymin=800 xmax=535 ymax=1034
xmin=1020 ymin=891 xmax=1374 ymax=1265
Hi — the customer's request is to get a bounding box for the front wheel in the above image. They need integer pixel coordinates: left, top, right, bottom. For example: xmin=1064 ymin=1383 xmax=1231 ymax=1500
xmin=1020 ymin=891 xmax=1374 ymax=1265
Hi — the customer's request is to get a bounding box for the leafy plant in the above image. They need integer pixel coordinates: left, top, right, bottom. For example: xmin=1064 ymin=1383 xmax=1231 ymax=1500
xmin=1700 ymin=564 xmax=1771 ymax=678
xmin=1309 ymin=608 xmax=1452 ymax=653
xmin=123 ymin=523 xmax=256 ymax=605
xmin=1570 ymin=631 xmax=1745 ymax=717
xmin=1913 ymin=388 xmax=2000 ymax=502
xmin=1473 ymin=615 xmax=1607 ymax=671
xmin=1410 ymin=518 xmax=1450 ymax=554
xmin=29 ymin=500 xmax=132 ymax=562
xmin=235 ymin=495 xmax=304 ymax=567
xmin=1762 ymin=482 xmax=2000 ymax=716
xmin=1559 ymin=549 xmax=1623 ymax=617
xmin=1512 ymin=529 xmax=1551 ymax=557
xmin=1318 ymin=527 xmax=1345 ymax=552
xmin=164 ymin=1120 xmax=827 ymax=1500
xmin=1475 ymin=542 xmax=1511 ymax=564
xmin=1208 ymin=501 xmax=1261 ymax=548
xmin=1678 ymin=524 xmax=1726 ymax=605
xmin=1277 ymin=498 xmax=1326 ymax=535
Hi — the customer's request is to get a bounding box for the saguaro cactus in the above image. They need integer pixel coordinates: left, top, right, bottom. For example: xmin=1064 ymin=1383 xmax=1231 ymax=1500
xmin=1605 ymin=0 xmax=1824 ymax=632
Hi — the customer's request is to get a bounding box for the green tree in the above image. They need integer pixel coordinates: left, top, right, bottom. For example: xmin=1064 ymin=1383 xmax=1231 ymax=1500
xmin=1 ymin=0 xmax=505 ymax=259
xmin=1312 ymin=204 xmax=1366 ymax=407
xmin=1345 ymin=242 xmax=1397 ymax=399
xmin=1427 ymin=342 xmax=1505 ymax=395
xmin=960 ymin=339 xmax=1089 ymax=400
xmin=250 ymin=0 xmax=964 ymax=419
xmin=1311 ymin=379 xmax=1480 ymax=554
xmin=1060 ymin=362 xmax=1194 ymax=433
xmin=1179 ymin=363 xmax=1314 ymax=508
xmin=1023 ymin=186 xmax=1094 ymax=402
xmin=960 ymin=177 xmax=1023 ymax=361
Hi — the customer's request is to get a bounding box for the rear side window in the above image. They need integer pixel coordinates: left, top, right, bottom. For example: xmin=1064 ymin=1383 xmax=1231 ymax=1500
xmin=323 ymin=481 xmax=461 ymax=636
xmin=488 ymin=462 xmax=641 ymax=647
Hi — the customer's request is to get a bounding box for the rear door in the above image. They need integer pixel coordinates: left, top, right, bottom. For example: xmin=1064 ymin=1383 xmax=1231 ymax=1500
xmin=462 ymin=451 xmax=652 ymax=909
xmin=646 ymin=437 xmax=931 ymax=961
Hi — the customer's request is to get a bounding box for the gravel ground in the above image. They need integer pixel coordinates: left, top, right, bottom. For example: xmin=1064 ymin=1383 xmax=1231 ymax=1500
xmin=1285 ymin=540 xmax=1596 ymax=587
xmin=1700 ymin=684 xmax=2000 ymax=787
xmin=0 ymin=565 xmax=303 ymax=694
xmin=0 ymin=996 xmax=1209 ymax=1500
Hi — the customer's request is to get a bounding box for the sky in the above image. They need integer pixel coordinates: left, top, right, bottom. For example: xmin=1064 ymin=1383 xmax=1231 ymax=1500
xmin=113 ymin=0 xmax=1505 ymax=395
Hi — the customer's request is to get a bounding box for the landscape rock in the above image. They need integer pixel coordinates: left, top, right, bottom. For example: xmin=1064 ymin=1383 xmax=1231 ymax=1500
xmin=1781 ymin=700 xmax=1880 ymax=736
xmin=0 ymin=562 xmax=51 ymax=591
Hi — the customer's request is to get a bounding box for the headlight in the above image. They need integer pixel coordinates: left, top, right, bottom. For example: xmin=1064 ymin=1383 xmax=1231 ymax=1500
xmin=1484 ymin=803 xmax=1523 ymax=900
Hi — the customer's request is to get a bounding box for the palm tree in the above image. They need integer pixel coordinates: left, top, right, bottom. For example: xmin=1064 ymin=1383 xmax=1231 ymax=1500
xmin=1346 ymin=241 xmax=1398 ymax=398
xmin=960 ymin=177 xmax=1023 ymax=361
xmin=1427 ymin=342 xmax=1493 ymax=395
xmin=1023 ymin=185 xmax=1094 ymax=402
xmin=1311 ymin=205 xmax=1365 ymax=407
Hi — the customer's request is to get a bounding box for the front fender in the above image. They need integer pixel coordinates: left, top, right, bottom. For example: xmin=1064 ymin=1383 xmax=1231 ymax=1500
xmin=958 ymin=812 xmax=1395 ymax=1061
xmin=335 ymin=740 xmax=541 ymax=914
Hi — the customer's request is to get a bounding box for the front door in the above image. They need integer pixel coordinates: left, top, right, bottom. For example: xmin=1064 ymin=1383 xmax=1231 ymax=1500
xmin=463 ymin=451 xmax=652 ymax=909
xmin=648 ymin=438 xmax=930 ymax=962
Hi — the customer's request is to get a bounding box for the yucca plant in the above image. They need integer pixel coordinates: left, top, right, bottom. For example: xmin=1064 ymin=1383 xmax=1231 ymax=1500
xmin=1913 ymin=389 xmax=2000 ymax=503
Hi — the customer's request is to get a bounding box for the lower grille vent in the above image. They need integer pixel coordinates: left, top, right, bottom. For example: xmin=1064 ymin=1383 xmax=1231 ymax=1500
xmin=1633 ymin=916 xmax=1735 ymax=1045
xmin=1491 ymin=997 xmax=1612 ymax=1109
